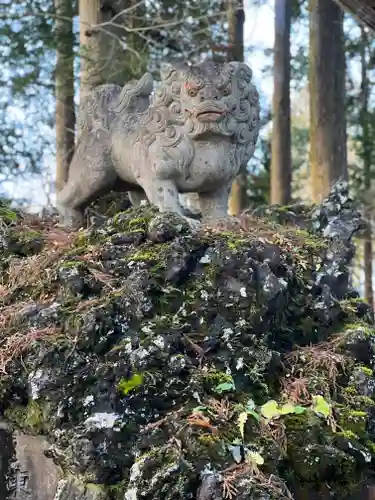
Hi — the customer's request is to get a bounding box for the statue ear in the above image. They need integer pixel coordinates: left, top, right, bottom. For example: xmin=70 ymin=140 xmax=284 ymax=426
xmin=226 ymin=61 xmax=253 ymax=82
xmin=160 ymin=61 xmax=189 ymax=82
xmin=160 ymin=62 xmax=176 ymax=81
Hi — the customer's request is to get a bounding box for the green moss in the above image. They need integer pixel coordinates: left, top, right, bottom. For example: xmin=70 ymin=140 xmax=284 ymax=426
xmin=202 ymin=370 xmax=234 ymax=392
xmin=340 ymin=298 xmax=368 ymax=318
xmin=284 ymin=411 xmax=360 ymax=493
xmin=112 ymin=207 xmax=155 ymax=233
xmin=59 ymin=260 xmax=86 ymax=270
xmin=213 ymin=232 xmax=248 ymax=251
xmin=85 ymin=483 xmax=108 ymax=494
xmin=4 ymin=406 xmax=28 ymax=428
xmin=365 ymin=440 xmax=375 ymax=455
xmin=24 ymin=401 xmax=45 ymax=431
xmin=356 ymin=365 xmax=373 ymax=377
xmin=193 ymin=434 xmax=228 ymax=464
xmin=131 ymin=250 xmax=161 ymax=262
xmin=338 ymin=409 xmax=367 ymax=436
xmin=275 ymin=205 xmax=290 ymax=213
xmin=357 ymin=395 xmax=375 ymax=407
xmin=197 ymin=434 xmax=221 ymax=446
xmin=342 ymin=386 xmax=357 ymax=396
xmin=4 ymin=227 xmax=44 ymax=256
xmin=107 ymin=480 xmax=127 ymax=500
xmin=55 ymin=476 xmax=108 ymax=499
xmin=336 ymin=429 xmax=358 ymax=440
xmin=0 ymin=202 xmax=18 ymax=224
xmin=301 ymin=236 xmax=327 ymax=253
xmin=128 ymin=243 xmax=169 ymax=270
xmin=5 ymin=400 xmax=50 ymax=433
xmin=342 ymin=322 xmax=374 ymax=336
xmin=73 ymin=230 xmax=89 ymax=248
xmin=284 ymin=411 xmax=322 ymax=433
xmin=17 ymin=229 xmax=42 ymax=242
xmin=295 ymin=229 xmax=309 ymax=238
xmin=128 ymin=217 xmax=150 ymax=230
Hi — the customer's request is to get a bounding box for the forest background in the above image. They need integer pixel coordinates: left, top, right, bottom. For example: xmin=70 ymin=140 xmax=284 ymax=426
xmin=0 ymin=0 xmax=373 ymax=301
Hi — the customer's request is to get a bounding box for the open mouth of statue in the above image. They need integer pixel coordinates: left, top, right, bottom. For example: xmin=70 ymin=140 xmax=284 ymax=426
xmin=195 ymin=109 xmax=224 ymax=122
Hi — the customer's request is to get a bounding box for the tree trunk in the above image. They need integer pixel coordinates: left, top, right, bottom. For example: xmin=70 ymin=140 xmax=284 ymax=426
xmin=79 ymin=0 xmax=103 ymax=99
xmin=79 ymin=0 xmax=144 ymax=99
xmin=124 ymin=0 xmax=148 ymax=77
xmin=227 ymin=0 xmax=247 ymax=216
xmin=359 ymin=26 xmax=373 ymax=307
xmin=270 ymin=0 xmax=292 ymax=205
xmin=331 ymin=0 xmax=375 ymax=32
xmin=364 ymin=235 xmax=373 ymax=307
xmin=54 ymin=0 xmax=76 ymax=194
xmin=309 ymin=0 xmax=348 ymax=202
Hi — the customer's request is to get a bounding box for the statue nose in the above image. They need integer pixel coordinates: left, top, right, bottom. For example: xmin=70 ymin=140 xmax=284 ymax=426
xmin=199 ymin=87 xmax=220 ymax=101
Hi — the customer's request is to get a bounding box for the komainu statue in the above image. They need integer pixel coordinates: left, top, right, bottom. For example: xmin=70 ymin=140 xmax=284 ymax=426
xmin=57 ymin=60 xmax=261 ymax=228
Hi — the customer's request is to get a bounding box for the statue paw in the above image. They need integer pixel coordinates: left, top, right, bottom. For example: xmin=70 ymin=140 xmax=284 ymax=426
xmin=57 ymin=208 xmax=85 ymax=230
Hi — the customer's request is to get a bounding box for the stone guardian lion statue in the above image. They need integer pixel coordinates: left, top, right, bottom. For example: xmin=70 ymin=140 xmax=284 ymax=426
xmin=57 ymin=60 xmax=261 ymax=228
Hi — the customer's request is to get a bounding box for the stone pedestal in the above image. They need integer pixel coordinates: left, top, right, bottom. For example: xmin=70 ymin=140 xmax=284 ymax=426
xmin=10 ymin=433 xmax=61 ymax=500
xmin=0 ymin=422 xmax=15 ymax=499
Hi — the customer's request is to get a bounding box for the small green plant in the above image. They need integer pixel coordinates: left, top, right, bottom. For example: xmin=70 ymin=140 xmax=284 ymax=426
xmin=117 ymin=373 xmax=144 ymax=396
xmin=214 ymin=378 xmax=236 ymax=394
xmin=235 ymin=395 xmax=332 ymax=445
xmin=247 ymin=449 xmax=264 ymax=467
xmin=260 ymin=400 xmax=306 ymax=421
xmin=311 ymin=395 xmax=331 ymax=418
xmin=237 ymin=399 xmax=261 ymax=440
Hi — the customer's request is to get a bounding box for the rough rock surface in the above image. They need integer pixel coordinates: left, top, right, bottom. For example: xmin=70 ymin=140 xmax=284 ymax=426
xmin=1 ymin=182 xmax=375 ymax=499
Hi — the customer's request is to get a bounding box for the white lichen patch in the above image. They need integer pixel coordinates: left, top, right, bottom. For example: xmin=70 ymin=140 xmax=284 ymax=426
xmin=53 ymin=479 xmax=68 ymax=500
xmin=124 ymin=458 xmax=144 ymax=500
xmin=83 ymin=395 xmax=95 ymax=407
xmin=28 ymin=368 xmax=49 ymax=400
xmin=153 ymin=335 xmax=165 ymax=350
xmin=199 ymin=253 xmax=212 ymax=264
xmin=222 ymin=328 xmax=234 ymax=342
xmin=84 ymin=412 xmax=121 ymax=431
xmin=236 ymin=357 xmax=244 ymax=370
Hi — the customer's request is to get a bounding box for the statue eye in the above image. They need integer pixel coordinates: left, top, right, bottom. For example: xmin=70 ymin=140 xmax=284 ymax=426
xmin=188 ymin=88 xmax=198 ymax=97
xmin=222 ymin=86 xmax=231 ymax=96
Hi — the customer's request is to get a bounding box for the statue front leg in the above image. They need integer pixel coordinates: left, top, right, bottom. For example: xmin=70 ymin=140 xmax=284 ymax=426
xmin=140 ymin=178 xmax=200 ymax=229
xmin=198 ymin=184 xmax=231 ymax=222
xmin=128 ymin=190 xmax=149 ymax=207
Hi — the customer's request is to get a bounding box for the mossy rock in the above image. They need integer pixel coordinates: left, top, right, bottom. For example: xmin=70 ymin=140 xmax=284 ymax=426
xmin=0 ymin=184 xmax=374 ymax=499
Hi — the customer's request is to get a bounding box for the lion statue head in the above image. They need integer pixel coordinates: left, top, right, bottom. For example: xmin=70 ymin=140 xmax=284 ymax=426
xmin=150 ymin=60 xmax=260 ymax=170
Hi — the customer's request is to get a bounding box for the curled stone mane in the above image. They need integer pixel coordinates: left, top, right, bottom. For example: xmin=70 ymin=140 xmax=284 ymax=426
xmin=145 ymin=60 xmax=260 ymax=171
xmin=77 ymin=73 xmax=154 ymax=136
xmin=150 ymin=63 xmax=186 ymax=125
xmin=134 ymin=65 xmax=195 ymax=174
xmin=224 ymin=61 xmax=260 ymax=168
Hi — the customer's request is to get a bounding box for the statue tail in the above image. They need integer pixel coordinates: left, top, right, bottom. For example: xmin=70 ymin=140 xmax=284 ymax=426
xmin=111 ymin=73 xmax=154 ymax=114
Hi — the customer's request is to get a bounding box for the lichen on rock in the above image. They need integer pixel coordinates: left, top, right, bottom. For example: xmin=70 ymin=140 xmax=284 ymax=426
xmin=0 ymin=182 xmax=375 ymax=499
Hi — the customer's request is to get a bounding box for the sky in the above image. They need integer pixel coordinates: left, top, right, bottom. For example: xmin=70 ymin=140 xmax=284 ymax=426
xmin=244 ymin=0 xmax=274 ymax=98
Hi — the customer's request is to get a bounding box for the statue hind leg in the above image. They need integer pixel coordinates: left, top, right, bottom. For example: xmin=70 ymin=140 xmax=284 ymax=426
xmin=57 ymin=134 xmax=117 ymax=229
xmin=197 ymin=184 xmax=231 ymax=221
xmin=57 ymin=179 xmax=96 ymax=229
